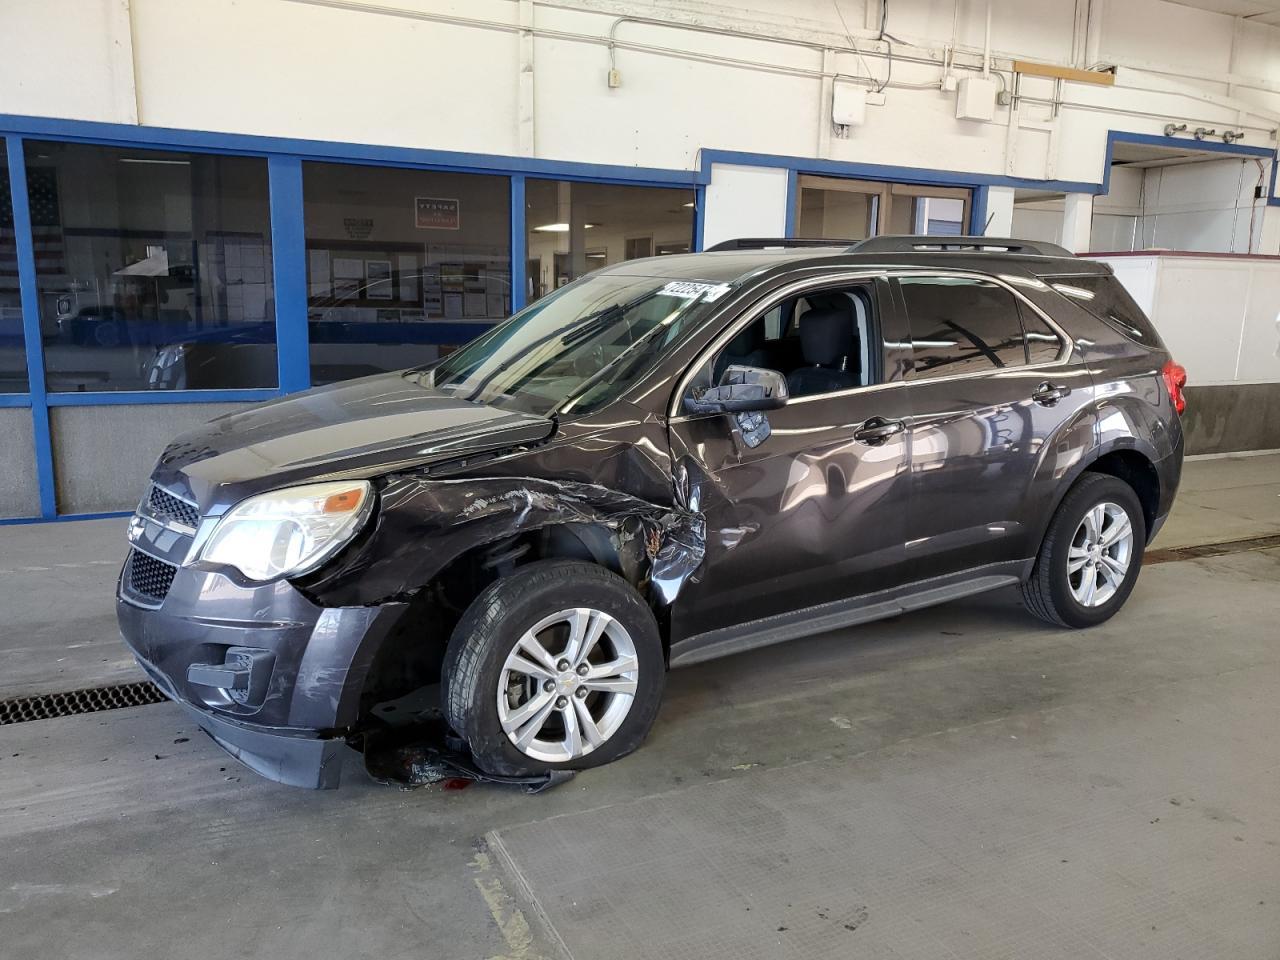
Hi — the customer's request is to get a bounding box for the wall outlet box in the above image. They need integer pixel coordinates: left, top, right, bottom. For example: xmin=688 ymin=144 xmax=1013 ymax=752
xmin=941 ymin=74 xmax=958 ymax=93
xmin=607 ymin=69 xmax=622 ymax=89
xmin=832 ymin=83 xmax=867 ymax=126
xmin=865 ymin=90 xmax=887 ymax=106
xmin=955 ymin=75 xmax=997 ymax=121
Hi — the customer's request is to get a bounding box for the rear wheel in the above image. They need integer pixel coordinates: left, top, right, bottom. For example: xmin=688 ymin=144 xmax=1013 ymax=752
xmin=1021 ymin=473 xmax=1146 ymax=628
xmin=442 ymin=559 xmax=665 ymax=776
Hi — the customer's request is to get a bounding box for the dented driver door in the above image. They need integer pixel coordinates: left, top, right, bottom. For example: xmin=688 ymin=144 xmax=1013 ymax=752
xmin=664 ymin=276 xmax=915 ymax=648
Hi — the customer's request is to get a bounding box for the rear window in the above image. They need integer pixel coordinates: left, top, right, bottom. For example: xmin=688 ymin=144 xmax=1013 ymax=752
xmin=1047 ymin=274 xmax=1159 ymax=345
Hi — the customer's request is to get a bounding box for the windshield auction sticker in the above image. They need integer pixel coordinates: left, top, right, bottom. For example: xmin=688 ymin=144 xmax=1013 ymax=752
xmin=661 ymin=281 xmax=732 ymax=302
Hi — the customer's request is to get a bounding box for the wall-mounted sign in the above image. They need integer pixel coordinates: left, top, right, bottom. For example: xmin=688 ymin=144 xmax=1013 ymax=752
xmin=415 ymin=197 xmax=460 ymax=230
xmin=343 ymin=217 xmax=374 ymax=240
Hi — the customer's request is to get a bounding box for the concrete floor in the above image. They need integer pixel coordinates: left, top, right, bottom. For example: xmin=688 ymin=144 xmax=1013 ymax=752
xmin=1 ymin=453 xmax=1278 ymax=958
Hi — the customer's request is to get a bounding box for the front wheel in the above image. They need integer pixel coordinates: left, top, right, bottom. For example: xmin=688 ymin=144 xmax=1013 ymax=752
xmin=442 ymin=559 xmax=665 ymax=776
xmin=1021 ymin=473 xmax=1146 ymax=628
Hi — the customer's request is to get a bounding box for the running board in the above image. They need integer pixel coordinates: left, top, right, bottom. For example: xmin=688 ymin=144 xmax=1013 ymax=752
xmin=669 ymin=572 xmax=1022 ymax=668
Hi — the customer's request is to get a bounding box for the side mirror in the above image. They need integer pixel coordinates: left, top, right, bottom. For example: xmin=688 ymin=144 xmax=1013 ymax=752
xmin=683 ymin=365 xmax=789 ymax=416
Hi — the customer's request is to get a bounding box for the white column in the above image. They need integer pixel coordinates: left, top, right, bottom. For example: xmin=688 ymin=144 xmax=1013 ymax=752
xmin=1060 ymin=192 xmax=1095 ymax=253
xmin=984 ymin=187 xmax=1016 ymax=236
xmin=1255 ymin=204 xmax=1280 ymax=256
xmin=702 ymin=164 xmax=791 ymax=249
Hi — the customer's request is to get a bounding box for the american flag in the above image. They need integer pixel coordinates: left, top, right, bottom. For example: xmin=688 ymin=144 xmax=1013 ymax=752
xmin=1 ymin=166 xmax=68 ymax=306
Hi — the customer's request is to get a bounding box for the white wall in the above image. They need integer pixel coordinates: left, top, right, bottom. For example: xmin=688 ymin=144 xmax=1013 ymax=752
xmin=1096 ymin=254 xmax=1280 ymax=387
xmin=1138 ymin=158 xmax=1270 ymax=254
xmin=1011 ymin=158 xmax=1272 ymax=254
xmin=4 ymin=0 xmax=1280 ymax=204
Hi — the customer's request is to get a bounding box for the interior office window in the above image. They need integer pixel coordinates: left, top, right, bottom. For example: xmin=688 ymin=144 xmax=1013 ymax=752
xmin=796 ymin=176 xmax=972 ymax=240
xmin=796 ymin=176 xmax=880 ymax=240
xmin=303 ymin=163 xmax=510 ymax=385
xmin=899 ymin=277 xmax=1026 ymax=380
xmin=23 ymin=141 xmax=276 ymax=392
xmin=0 ymin=147 xmax=30 ymax=392
xmin=524 ymin=180 xmax=695 ymax=303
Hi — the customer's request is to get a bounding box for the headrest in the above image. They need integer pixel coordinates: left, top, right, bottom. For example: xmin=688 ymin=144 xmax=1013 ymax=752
xmin=725 ymin=322 xmax=764 ymax=357
xmin=798 ymin=307 xmax=854 ymax=367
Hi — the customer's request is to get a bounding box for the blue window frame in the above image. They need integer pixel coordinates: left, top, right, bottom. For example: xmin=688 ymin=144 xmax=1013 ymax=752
xmin=6 ymin=117 xmax=1267 ymax=520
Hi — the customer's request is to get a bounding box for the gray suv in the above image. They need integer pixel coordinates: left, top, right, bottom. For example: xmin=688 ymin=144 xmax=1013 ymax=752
xmin=117 ymin=236 xmax=1186 ymax=787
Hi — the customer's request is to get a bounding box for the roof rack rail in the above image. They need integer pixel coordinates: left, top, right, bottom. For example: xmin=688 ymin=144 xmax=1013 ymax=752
xmin=849 ymin=235 xmax=1074 ymax=257
xmin=705 ymin=237 xmax=857 ymax=252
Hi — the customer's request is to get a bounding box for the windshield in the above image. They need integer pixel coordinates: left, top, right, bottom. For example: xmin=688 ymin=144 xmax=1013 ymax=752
xmin=424 ymin=272 xmax=733 ymax=416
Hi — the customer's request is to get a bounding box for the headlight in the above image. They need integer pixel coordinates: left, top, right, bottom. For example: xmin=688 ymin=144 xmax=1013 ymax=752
xmin=199 ymin=481 xmax=373 ymax=581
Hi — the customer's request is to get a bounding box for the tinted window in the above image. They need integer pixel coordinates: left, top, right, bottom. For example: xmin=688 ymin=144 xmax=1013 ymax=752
xmin=0 ymin=146 xmax=29 ymax=392
xmin=1048 ymin=274 xmax=1157 ymax=344
xmin=303 ymin=162 xmax=510 ymax=386
xmin=430 ymin=271 xmax=728 ymax=417
xmin=1019 ymin=303 xmax=1064 ymax=365
xmin=25 ymin=141 xmax=277 ymax=392
xmin=899 ymin=277 xmax=1025 ymax=380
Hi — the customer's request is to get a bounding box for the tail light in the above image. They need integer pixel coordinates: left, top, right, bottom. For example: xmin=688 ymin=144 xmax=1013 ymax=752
xmin=1161 ymin=360 xmax=1187 ymax=415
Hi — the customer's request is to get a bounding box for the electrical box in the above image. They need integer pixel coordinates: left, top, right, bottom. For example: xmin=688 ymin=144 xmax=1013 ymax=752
xmin=832 ymin=83 xmax=868 ymax=127
xmin=955 ymin=75 xmax=997 ymax=121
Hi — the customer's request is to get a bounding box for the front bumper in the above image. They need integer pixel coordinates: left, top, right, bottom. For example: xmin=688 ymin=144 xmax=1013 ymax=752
xmin=117 ymin=564 xmax=407 ymax=789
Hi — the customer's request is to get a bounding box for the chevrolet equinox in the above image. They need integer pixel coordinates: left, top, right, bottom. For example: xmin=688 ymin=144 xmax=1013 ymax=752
xmin=117 ymin=236 xmax=1186 ymax=788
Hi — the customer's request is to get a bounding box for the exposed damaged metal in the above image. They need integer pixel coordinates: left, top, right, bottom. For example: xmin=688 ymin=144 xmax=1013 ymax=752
xmin=303 ymin=475 xmax=707 ymax=609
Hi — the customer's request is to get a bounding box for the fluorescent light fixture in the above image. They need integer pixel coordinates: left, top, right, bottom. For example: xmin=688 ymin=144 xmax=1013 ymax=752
xmin=532 ymin=222 xmax=596 ymax=232
xmin=119 ymin=158 xmax=191 ymax=166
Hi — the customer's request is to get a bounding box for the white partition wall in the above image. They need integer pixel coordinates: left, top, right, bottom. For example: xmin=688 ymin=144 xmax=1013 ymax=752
xmin=1093 ymin=253 xmax=1280 ymax=454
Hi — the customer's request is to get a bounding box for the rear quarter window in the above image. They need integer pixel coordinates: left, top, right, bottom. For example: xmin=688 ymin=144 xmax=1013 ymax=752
xmin=1047 ymin=274 xmax=1159 ymax=345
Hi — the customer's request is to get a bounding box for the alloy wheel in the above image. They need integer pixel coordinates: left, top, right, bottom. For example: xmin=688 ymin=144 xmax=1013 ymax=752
xmin=496 ymin=607 xmax=639 ymax=763
xmin=1067 ymin=501 xmax=1134 ymax=607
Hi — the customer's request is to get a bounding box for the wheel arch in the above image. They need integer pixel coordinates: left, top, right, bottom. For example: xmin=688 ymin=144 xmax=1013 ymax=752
xmin=327 ymin=476 xmax=705 ymax=719
xmin=1034 ymin=439 xmax=1162 ymax=554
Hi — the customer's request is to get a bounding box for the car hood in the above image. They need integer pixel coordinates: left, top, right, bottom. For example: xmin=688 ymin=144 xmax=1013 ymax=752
xmin=150 ymin=372 xmax=556 ymax=510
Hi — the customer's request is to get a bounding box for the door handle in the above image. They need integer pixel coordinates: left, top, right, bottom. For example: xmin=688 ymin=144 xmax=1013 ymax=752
xmin=854 ymin=416 xmax=905 ymax=446
xmin=1032 ymin=382 xmax=1065 ymax=406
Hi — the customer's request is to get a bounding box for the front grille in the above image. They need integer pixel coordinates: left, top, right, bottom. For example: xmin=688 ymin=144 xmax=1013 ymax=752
xmin=126 ymin=549 xmax=178 ymax=604
xmin=0 ymin=682 xmax=166 ymax=725
xmin=147 ymin=484 xmax=200 ymax=529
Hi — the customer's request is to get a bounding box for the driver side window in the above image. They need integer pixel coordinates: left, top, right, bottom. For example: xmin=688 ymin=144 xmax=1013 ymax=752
xmin=701 ymin=283 xmax=879 ymax=399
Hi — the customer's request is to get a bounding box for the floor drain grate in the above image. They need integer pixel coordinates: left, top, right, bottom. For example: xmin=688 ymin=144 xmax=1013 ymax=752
xmin=0 ymin=681 xmax=167 ymax=725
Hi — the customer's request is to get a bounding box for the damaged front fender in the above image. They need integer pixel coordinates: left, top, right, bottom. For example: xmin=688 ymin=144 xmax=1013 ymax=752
xmin=300 ymin=475 xmax=706 ymax=608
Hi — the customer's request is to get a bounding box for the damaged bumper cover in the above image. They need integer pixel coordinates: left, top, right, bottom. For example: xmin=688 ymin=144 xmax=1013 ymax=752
xmin=117 ymin=473 xmax=706 ymax=789
xmin=117 ymin=569 xmax=407 ymax=789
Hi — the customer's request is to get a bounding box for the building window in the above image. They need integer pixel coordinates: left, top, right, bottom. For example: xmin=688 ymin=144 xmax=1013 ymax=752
xmin=23 ymin=141 xmax=276 ymax=392
xmin=302 ymin=163 xmax=511 ymax=386
xmin=525 ymin=180 xmax=695 ymax=303
xmin=0 ymin=146 xmax=30 ymax=392
xmin=796 ymin=175 xmax=971 ymax=240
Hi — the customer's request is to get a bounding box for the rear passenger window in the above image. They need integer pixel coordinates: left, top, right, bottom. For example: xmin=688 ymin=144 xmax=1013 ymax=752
xmin=1019 ymin=304 xmax=1064 ymax=365
xmin=899 ymin=277 xmax=1025 ymax=380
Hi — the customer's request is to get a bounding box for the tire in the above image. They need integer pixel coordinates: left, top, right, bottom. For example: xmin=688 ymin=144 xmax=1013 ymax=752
xmin=442 ymin=559 xmax=665 ymax=777
xmin=1020 ymin=473 xmax=1147 ymax=629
